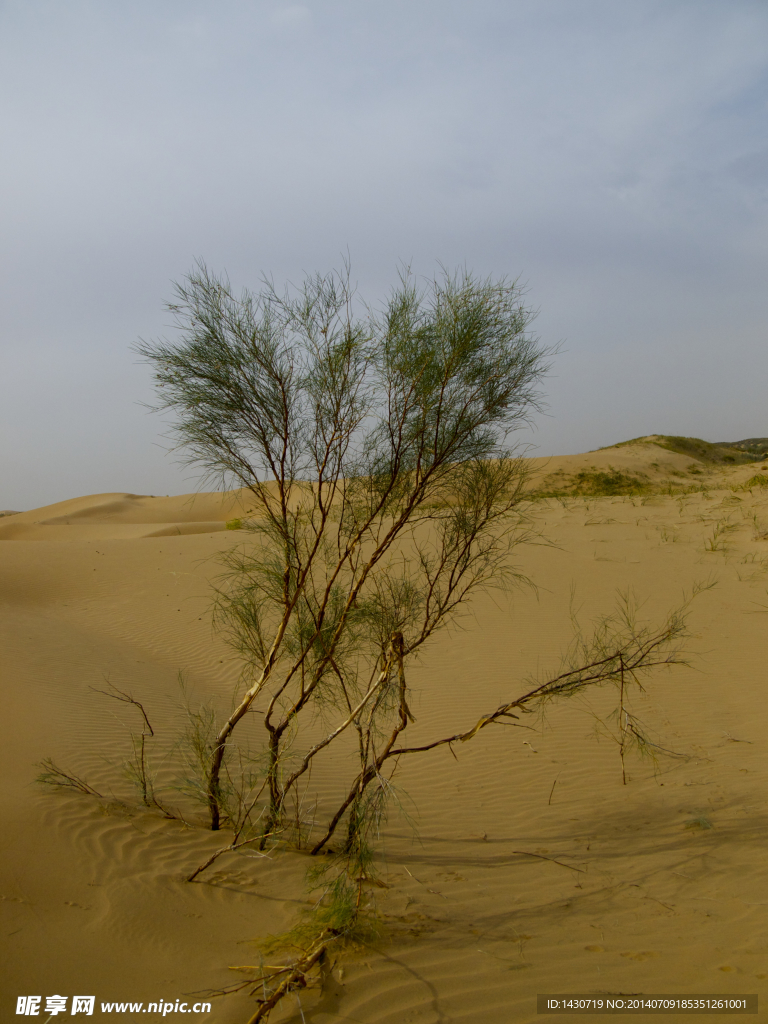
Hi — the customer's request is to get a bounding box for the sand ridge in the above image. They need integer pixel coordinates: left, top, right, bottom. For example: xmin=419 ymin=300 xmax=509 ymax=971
xmin=0 ymin=491 xmax=257 ymax=541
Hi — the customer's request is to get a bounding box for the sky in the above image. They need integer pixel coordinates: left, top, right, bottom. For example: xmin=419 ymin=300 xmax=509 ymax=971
xmin=1 ymin=0 xmax=767 ymax=510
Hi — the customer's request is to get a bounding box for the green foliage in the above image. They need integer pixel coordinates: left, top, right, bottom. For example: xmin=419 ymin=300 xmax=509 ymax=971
xmin=225 ymin=517 xmax=243 ymax=530
xmin=235 ymin=775 xmax=387 ymax=1022
xmin=136 ymin=261 xmax=548 ymax=495
xmin=659 ymin=526 xmax=680 ymax=543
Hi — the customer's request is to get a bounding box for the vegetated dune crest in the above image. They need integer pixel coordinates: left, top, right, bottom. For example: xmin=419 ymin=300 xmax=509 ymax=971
xmin=3 ymin=434 xmax=768 ymax=1023
xmin=526 ymin=434 xmax=768 ymax=496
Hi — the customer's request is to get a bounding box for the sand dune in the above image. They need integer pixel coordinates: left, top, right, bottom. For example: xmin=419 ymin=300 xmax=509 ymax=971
xmin=0 ymin=491 xmax=256 ymax=541
xmin=3 ymin=440 xmax=768 ymax=1022
xmin=526 ymin=436 xmax=768 ymax=494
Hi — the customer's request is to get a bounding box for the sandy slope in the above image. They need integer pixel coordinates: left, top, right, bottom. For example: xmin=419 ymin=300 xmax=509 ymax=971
xmin=3 ymin=447 xmax=768 ymax=1022
xmin=525 ymin=437 xmax=768 ymax=493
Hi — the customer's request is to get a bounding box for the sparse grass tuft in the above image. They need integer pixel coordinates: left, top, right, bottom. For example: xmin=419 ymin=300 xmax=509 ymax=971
xmin=739 ymin=475 xmax=768 ymax=491
xmin=704 ymin=518 xmax=737 ymax=552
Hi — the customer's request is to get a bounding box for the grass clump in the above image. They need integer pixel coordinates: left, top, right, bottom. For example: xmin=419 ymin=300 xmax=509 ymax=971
xmin=534 ymin=468 xmax=650 ymax=498
xmin=739 ymin=475 xmax=768 ymax=491
xmin=225 ymin=518 xmax=243 ymax=530
xmin=573 ymin=469 xmax=649 ymax=496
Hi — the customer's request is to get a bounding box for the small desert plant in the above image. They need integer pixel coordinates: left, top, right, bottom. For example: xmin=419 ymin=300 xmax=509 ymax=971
xmin=204 ymin=769 xmax=386 ymax=1022
xmin=736 ymin=555 xmax=768 ymax=582
xmin=92 ymin=682 xmax=163 ymax=810
xmin=224 ymin=839 xmax=379 ymax=1024
xmin=704 ymin=518 xmax=737 ymax=552
xmin=303 ymin=585 xmax=700 ymax=855
xmin=36 ymin=759 xmax=102 ymax=797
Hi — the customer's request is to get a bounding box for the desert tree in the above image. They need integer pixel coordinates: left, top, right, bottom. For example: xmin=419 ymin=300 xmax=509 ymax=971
xmin=137 ymin=260 xmax=549 ymax=834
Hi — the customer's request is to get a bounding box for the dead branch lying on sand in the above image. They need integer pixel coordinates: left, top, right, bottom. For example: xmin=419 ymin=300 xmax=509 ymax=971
xmin=241 ymin=935 xmax=332 ymax=1024
xmin=197 ymin=933 xmax=336 ymax=1024
xmin=186 ymin=828 xmax=280 ymax=883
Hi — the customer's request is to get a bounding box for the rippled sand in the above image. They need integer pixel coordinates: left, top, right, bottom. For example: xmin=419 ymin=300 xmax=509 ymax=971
xmin=3 ymin=444 xmax=768 ymax=1022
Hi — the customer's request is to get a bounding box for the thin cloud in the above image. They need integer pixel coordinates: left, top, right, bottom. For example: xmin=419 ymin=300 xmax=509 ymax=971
xmin=1 ymin=1 xmax=767 ymax=507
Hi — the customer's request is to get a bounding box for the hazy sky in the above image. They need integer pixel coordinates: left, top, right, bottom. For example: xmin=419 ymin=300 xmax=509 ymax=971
xmin=2 ymin=0 xmax=767 ymax=510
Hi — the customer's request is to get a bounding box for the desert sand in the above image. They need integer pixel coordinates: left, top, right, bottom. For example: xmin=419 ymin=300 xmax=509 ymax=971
xmin=3 ymin=439 xmax=768 ymax=1022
